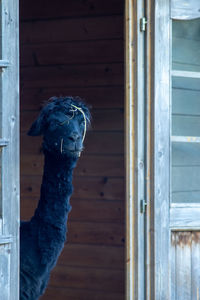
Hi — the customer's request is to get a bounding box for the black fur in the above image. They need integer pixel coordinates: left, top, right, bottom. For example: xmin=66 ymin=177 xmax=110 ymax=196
xmin=20 ymin=97 xmax=91 ymax=300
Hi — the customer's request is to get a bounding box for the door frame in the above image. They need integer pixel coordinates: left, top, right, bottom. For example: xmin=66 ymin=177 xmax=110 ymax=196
xmin=125 ymin=0 xmax=171 ymax=299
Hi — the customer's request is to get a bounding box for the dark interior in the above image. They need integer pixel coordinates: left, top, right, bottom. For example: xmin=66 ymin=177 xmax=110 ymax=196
xmin=20 ymin=1 xmax=125 ymax=299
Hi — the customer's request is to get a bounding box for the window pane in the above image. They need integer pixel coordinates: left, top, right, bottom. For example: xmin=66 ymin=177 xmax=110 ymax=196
xmin=172 ymin=19 xmax=200 ymax=72
xmin=171 ymin=18 xmax=200 ymax=203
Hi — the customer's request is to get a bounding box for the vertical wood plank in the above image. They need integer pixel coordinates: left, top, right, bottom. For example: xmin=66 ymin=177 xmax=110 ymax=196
xmin=146 ymin=0 xmax=171 ymax=299
xmin=1 ymin=0 xmax=19 ymax=299
xmin=176 ymin=232 xmax=192 ymax=300
xmin=191 ymin=232 xmax=200 ymax=300
xmin=171 ymin=232 xmax=176 ymax=300
xmin=125 ymin=0 xmax=146 ymax=299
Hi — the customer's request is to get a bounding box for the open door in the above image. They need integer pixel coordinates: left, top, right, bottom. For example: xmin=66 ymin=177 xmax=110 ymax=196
xmin=0 ymin=0 xmax=19 ymax=299
xmin=126 ymin=0 xmax=200 ymax=299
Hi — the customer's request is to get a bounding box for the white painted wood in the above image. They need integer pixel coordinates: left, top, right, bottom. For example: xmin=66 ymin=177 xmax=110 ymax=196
xmin=172 ymin=70 xmax=200 ymax=78
xmin=175 ymin=232 xmax=192 ymax=300
xmin=146 ymin=0 xmax=171 ymax=299
xmin=172 ymin=136 xmax=200 ymax=143
xmin=0 ymin=60 xmax=9 ymax=67
xmin=0 ymin=0 xmax=19 ymax=299
xmin=0 ymin=236 xmax=13 ymax=245
xmin=171 ymin=0 xmax=200 ymax=20
xmin=0 ymin=244 xmax=11 ymax=300
xmin=170 ymin=207 xmax=200 ymax=229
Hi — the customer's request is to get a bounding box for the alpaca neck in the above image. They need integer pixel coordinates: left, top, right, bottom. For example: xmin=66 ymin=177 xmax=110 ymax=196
xmin=32 ymin=152 xmax=77 ymax=228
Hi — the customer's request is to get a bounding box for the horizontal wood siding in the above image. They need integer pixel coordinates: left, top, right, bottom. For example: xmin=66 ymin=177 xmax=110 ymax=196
xmin=20 ymin=1 xmax=125 ymax=299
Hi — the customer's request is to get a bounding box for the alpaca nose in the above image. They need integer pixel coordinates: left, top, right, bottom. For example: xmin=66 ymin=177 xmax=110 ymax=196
xmin=68 ymin=132 xmax=80 ymax=142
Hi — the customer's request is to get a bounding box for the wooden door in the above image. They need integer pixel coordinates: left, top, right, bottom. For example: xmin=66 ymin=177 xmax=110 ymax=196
xmin=126 ymin=0 xmax=200 ymax=299
xmin=170 ymin=2 xmax=200 ymax=299
xmin=146 ymin=0 xmax=200 ymax=299
xmin=0 ymin=0 xmax=19 ymax=299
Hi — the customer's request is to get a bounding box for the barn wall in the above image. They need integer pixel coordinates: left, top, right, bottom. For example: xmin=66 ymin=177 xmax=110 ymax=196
xmin=20 ymin=1 xmax=125 ymax=299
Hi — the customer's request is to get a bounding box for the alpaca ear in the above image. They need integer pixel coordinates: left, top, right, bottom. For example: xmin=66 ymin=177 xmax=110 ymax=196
xmin=27 ymin=113 xmax=46 ymax=136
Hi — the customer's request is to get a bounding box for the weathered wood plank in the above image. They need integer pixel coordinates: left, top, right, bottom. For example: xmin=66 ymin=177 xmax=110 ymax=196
xmin=21 ymin=109 xmax=124 ymax=132
xmin=46 ymin=265 xmax=124 ymax=292
xmin=170 ymin=206 xmax=200 ymax=229
xmin=20 ymin=132 xmax=124 ymax=155
xmin=42 ymin=286 xmax=124 ymax=300
xmin=174 ymin=232 xmax=192 ymax=299
xmin=20 ymin=175 xmax=125 ymax=201
xmin=20 ymin=196 xmax=124 ymax=223
xmin=191 ymin=232 xmax=200 ymax=300
xmin=20 ymin=154 xmax=124 ymax=177
xmin=57 ymin=243 xmax=124 ymax=269
xmin=21 ymin=40 xmax=123 ymax=67
xmin=21 ymin=16 xmax=123 ymax=44
xmin=20 ymin=63 xmax=124 ymax=88
xmin=171 ymin=232 xmax=176 ymax=300
xmin=20 ymin=86 xmax=124 ymax=110
xmin=20 ymin=0 xmax=124 ymax=20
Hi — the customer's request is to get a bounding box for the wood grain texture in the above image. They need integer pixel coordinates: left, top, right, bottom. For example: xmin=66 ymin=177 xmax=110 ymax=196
xmin=21 ymin=39 xmax=123 ymax=67
xmin=20 ymin=0 xmax=125 ymax=298
xmin=171 ymin=231 xmax=200 ymax=299
xmin=57 ymin=244 xmax=124 ymax=269
xmin=21 ymin=132 xmax=124 ymax=155
xmin=20 ymin=86 xmax=124 ymax=110
xmin=46 ymin=265 xmax=125 ymax=292
xmin=21 ymin=175 xmax=125 ymax=201
xmin=41 ymin=286 xmax=124 ymax=300
xmin=20 ymin=0 xmax=124 ymax=20
xmin=21 ymin=63 xmax=124 ymax=88
xmin=21 ymin=196 xmax=125 ymax=224
xmin=21 ymin=16 xmax=123 ymax=44
xmin=21 ymin=109 xmax=124 ymax=132
xmin=21 ymin=154 xmax=124 ymax=177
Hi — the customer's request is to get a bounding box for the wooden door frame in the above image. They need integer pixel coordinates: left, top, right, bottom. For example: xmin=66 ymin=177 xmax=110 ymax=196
xmin=125 ymin=0 xmax=171 ymax=299
xmin=0 ymin=0 xmax=20 ymax=298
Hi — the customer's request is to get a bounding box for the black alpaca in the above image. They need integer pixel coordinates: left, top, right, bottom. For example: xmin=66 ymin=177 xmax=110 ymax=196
xmin=20 ymin=97 xmax=91 ymax=300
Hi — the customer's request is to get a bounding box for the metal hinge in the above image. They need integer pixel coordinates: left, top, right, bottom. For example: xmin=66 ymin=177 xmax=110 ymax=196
xmin=140 ymin=199 xmax=147 ymax=213
xmin=140 ymin=17 xmax=147 ymax=32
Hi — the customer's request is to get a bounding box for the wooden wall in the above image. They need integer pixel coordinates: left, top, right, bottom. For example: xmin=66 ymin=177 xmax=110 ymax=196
xmin=20 ymin=1 xmax=125 ymax=299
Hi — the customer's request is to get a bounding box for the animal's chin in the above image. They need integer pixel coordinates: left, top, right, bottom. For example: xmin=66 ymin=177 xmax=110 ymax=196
xmin=62 ymin=149 xmax=82 ymax=158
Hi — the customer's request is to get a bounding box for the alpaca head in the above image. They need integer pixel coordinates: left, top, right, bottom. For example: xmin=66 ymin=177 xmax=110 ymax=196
xmin=28 ymin=97 xmax=91 ymax=158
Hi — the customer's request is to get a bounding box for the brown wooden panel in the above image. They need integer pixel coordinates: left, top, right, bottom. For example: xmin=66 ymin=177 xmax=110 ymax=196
xmin=20 ymin=175 xmax=125 ymax=201
xmin=21 ymin=63 xmax=123 ymax=88
xmin=20 ymin=0 xmax=124 ymax=21
xmin=21 ymin=195 xmax=124 ymax=223
xmin=21 ymin=16 xmax=123 ymax=44
xmin=21 ymin=40 xmax=123 ymax=67
xmin=58 ymin=244 xmax=124 ymax=269
xmin=21 ymin=154 xmax=124 ymax=177
xmin=21 ymin=109 xmax=124 ymax=132
xmin=21 ymin=132 xmax=124 ymax=155
xmin=45 ymin=265 xmax=124 ymax=292
xmin=42 ymin=286 xmax=124 ymax=300
xmin=68 ymin=221 xmax=125 ymax=246
xmin=20 ymin=86 xmax=124 ymax=110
